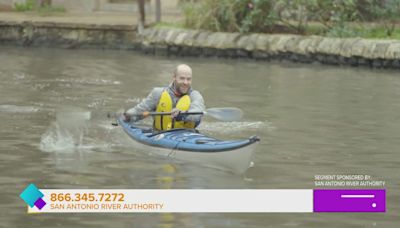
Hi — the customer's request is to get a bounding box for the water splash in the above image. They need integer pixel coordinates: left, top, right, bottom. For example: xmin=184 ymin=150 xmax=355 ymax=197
xmin=40 ymin=110 xmax=91 ymax=153
xmin=0 ymin=104 xmax=40 ymax=113
xmin=55 ymin=78 xmax=121 ymax=85
xmin=197 ymin=121 xmax=274 ymax=133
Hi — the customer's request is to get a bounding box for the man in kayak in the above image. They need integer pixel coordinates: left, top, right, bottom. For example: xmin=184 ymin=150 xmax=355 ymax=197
xmin=122 ymin=64 xmax=205 ymax=130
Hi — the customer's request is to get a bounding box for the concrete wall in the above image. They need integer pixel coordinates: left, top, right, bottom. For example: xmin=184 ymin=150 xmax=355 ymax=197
xmin=0 ymin=0 xmax=26 ymax=11
xmin=52 ymin=0 xmax=100 ymax=12
xmin=0 ymin=20 xmax=140 ymax=48
xmin=97 ymin=0 xmax=180 ymax=13
xmin=0 ymin=0 xmax=13 ymax=11
xmin=0 ymin=0 xmax=180 ymax=13
xmin=138 ymin=28 xmax=400 ymax=69
xmin=1 ymin=21 xmax=399 ymax=69
xmin=0 ymin=0 xmax=99 ymax=12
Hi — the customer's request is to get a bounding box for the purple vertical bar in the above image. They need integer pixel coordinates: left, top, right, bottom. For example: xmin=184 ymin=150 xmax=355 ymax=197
xmin=314 ymin=189 xmax=385 ymax=212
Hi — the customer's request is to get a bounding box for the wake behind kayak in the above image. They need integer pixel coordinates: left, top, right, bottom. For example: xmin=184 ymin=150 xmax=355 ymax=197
xmin=118 ymin=117 xmax=259 ymax=174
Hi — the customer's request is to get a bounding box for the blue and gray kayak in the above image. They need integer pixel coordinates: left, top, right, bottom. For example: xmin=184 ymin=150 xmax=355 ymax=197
xmin=118 ymin=117 xmax=260 ymax=174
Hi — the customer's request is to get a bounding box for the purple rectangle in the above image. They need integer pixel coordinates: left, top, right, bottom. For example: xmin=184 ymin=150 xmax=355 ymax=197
xmin=34 ymin=198 xmax=46 ymax=210
xmin=314 ymin=189 xmax=385 ymax=212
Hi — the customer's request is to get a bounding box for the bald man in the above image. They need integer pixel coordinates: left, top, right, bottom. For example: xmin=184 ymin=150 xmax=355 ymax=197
xmin=124 ymin=64 xmax=205 ymax=130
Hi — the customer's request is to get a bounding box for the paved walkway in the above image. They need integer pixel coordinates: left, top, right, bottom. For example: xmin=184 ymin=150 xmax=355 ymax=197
xmin=0 ymin=11 xmax=182 ymax=26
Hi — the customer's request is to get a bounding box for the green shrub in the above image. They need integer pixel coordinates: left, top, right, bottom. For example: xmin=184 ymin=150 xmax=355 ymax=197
xmin=182 ymin=0 xmax=241 ymax=32
xmin=37 ymin=5 xmax=66 ymax=16
xmin=363 ymin=0 xmax=400 ymax=36
xmin=14 ymin=0 xmax=65 ymax=15
xmin=181 ymin=0 xmax=400 ymax=38
xmin=14 ymin=0 xmax=34 ymax=11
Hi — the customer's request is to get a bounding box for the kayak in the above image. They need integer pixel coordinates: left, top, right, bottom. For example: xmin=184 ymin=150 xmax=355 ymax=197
xmin=118 ymin=117 xmax=260 ymax=174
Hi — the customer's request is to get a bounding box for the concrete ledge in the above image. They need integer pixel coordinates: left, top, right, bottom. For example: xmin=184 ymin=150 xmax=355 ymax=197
xmin=140 ymin=28 xmax=400 ymax=69
xmin=1 ymin=21 xmax=400 ymax=69
xmin=0 ymin=20 xmax=139 ymax=49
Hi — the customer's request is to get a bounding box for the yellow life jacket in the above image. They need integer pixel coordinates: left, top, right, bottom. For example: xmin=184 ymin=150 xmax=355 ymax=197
xmin=154 ymin=90 xmax=195 ymax=130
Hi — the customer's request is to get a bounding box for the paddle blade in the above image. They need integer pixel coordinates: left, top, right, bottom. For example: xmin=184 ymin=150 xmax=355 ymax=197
xmin=205 ymin=107 xmax=243 ymax=121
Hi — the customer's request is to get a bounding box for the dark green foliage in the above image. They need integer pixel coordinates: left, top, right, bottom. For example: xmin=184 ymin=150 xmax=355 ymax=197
xmin=14 ymin=0 xmax=34 ymax=11
xmin=181 ymin=0 xmax=400 ymax=38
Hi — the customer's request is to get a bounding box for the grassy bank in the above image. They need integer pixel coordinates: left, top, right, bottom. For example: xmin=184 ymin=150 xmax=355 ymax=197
xmin=14 ymin=0 xmax=65 ymax=16
xmin=169 ymin=0 xmax=400 ymax=40
xmin=153 ymin=21 xmax=400 ymax=40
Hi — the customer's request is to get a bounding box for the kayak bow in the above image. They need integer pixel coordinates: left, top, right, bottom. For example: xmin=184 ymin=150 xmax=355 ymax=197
xmin=118 ymin=117 xmax=259 ymax=174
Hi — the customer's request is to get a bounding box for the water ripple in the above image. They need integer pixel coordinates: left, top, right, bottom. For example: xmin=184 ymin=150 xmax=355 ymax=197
xmin=0 ymin=104 xmax=40 ymax=113
xmin=55 ymin=78 xmax=121 ymax=86
xmin=197 ymin=121 xmax=274 ymax=133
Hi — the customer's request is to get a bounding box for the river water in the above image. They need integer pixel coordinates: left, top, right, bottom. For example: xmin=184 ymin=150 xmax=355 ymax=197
xmin=0 ymin=46 xmax=399 ymax=227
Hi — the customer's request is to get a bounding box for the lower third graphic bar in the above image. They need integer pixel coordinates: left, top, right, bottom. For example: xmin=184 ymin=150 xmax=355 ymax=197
xmin=314 ymin=189 xmax=386 ymax=212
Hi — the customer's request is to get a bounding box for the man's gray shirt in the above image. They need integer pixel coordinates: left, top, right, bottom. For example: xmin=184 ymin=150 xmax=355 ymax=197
xmin=126 ymin=86 xmax=205 ymax=122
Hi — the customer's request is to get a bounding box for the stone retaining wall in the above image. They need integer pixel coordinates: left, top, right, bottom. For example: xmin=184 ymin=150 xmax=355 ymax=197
xmin=141 ymin=28 xmax=400 ymax=69
xmin=0 ymin=21 xmax=141 ymax=49
xmin=1 ymin=21 xmax=400 ymax=69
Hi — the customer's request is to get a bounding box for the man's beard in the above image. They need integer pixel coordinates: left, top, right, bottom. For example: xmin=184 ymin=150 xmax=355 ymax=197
xmin=174 ymin=82 xmax=189 ymax=95
xmin=178 ymin=86 xmax=188 ymax=94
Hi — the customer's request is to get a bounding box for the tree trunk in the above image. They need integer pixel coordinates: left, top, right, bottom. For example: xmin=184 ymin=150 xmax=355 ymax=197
xmin=137 ymin=0 xmax=145 ymax=33
xmin=36 ymin=0 xmax=52 ymax=8
xmin=155 ymin=0 xmax=161 ymax=23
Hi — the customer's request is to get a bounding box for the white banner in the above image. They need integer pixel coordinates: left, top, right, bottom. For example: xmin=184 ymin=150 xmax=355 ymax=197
xmin=28 ymin=189 xmax=313 ymax=213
